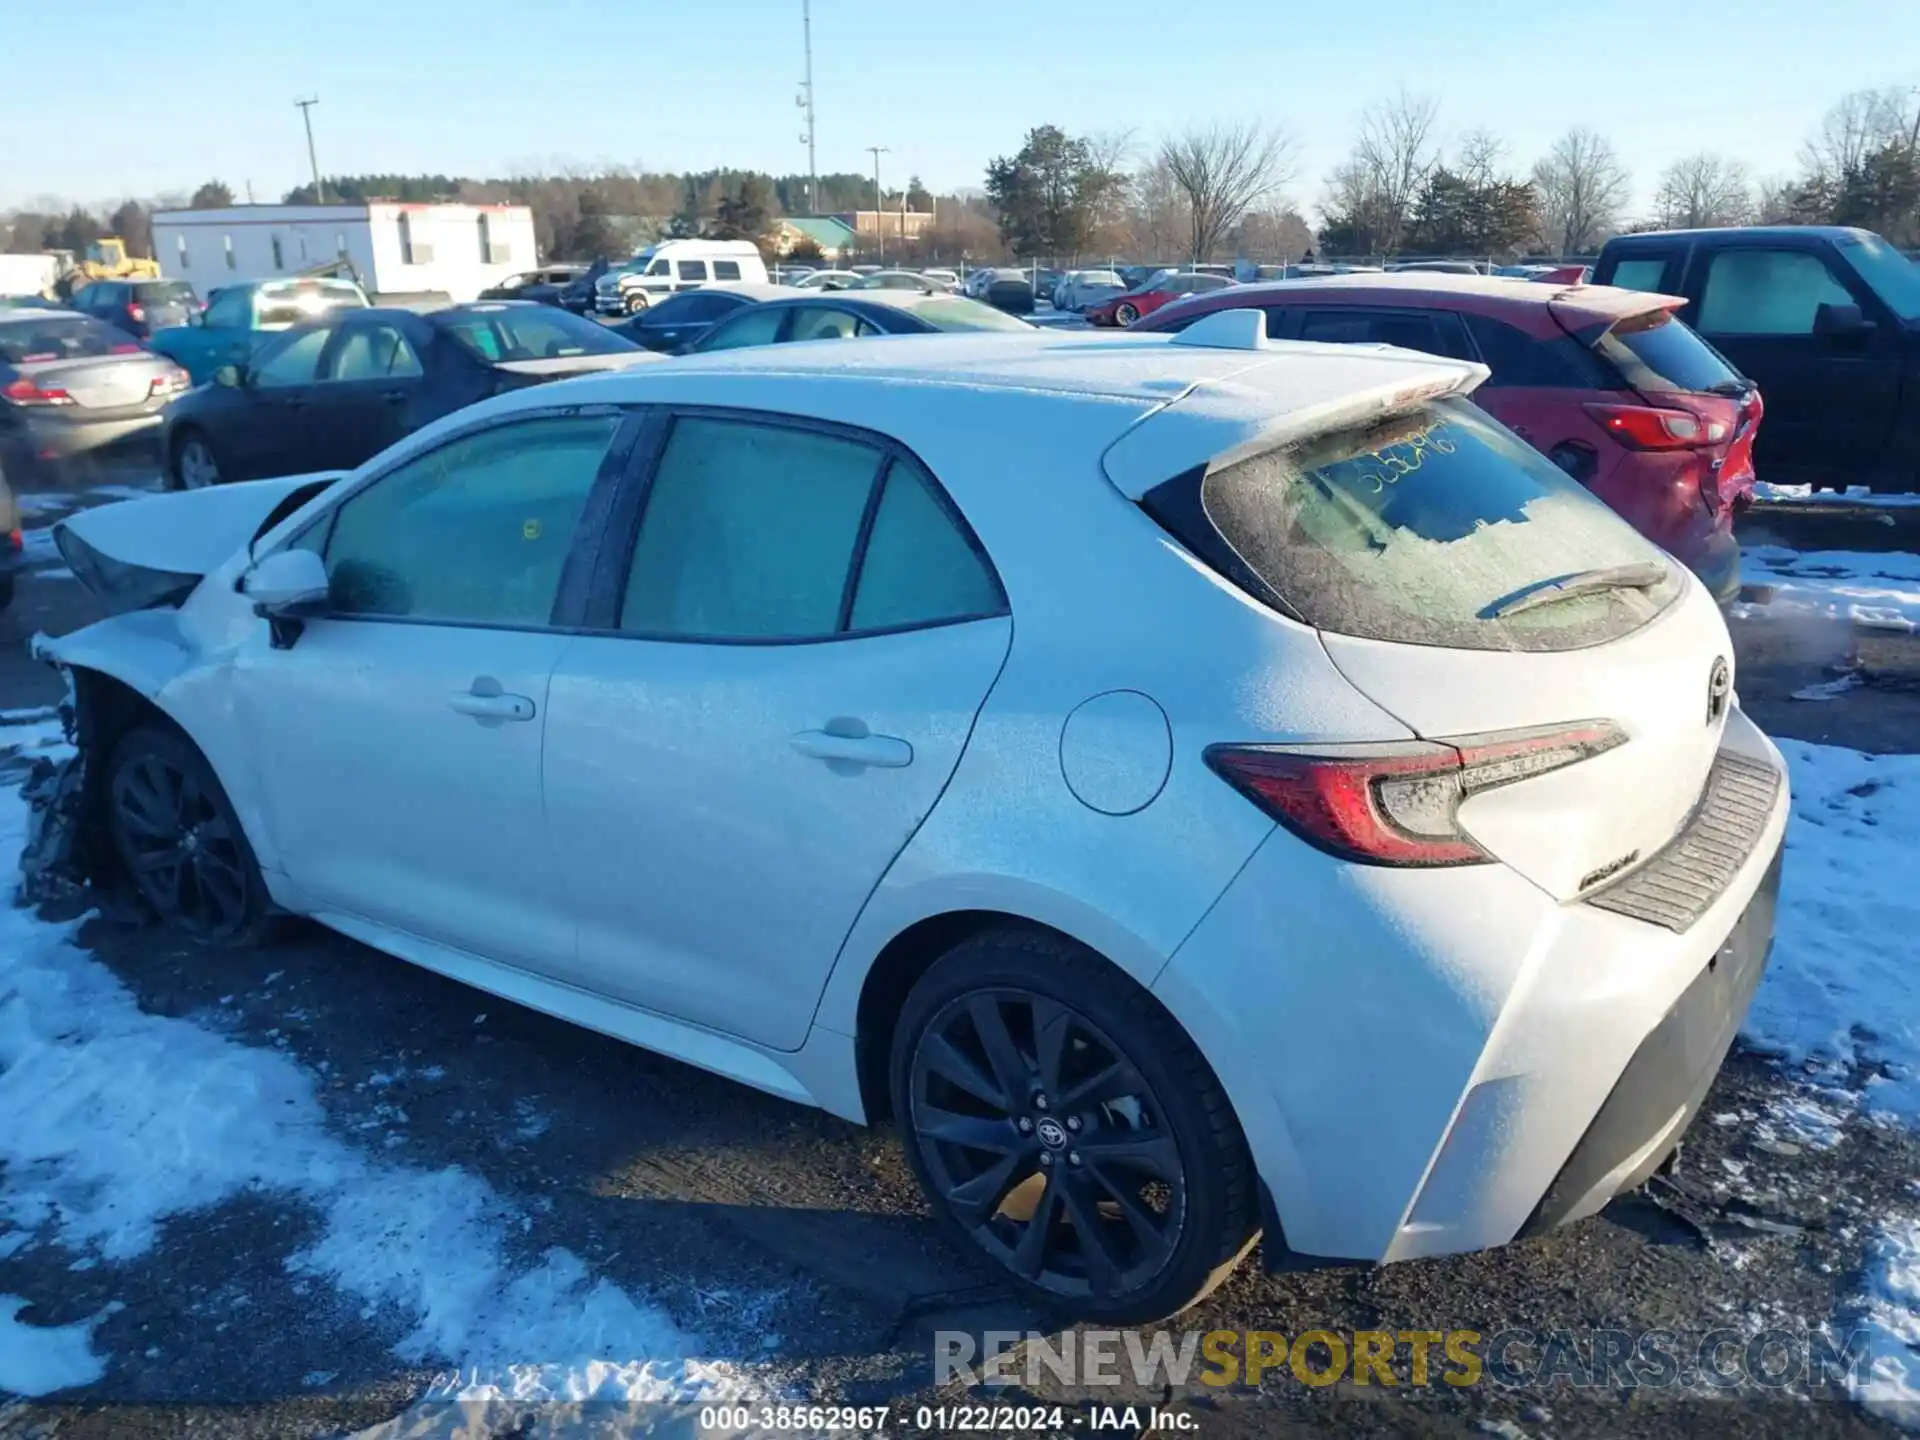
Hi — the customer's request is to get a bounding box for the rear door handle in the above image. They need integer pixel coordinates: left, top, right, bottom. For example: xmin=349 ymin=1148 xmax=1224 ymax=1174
xmin=450 ymin=689 xmax=536 ymax=722
xmin=380 ymin=388 xmax=408 ymax=403
xmin=790 ymin=729 xmax=913 ymax=768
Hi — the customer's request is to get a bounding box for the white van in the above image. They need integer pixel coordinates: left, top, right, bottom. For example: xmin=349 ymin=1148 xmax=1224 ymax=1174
xmin=593 ymin=239 xmax=770 ymax=315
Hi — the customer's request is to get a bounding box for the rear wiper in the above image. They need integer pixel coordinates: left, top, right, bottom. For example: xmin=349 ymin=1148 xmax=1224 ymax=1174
xmin=1486 ymin=561 xmax=1671 ymax=619
xmin=1703 ymin=380 xmax=1752 ymax=397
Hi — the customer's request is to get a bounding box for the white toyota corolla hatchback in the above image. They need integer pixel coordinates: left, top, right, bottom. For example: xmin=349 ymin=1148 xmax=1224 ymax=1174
xmin=34 ymin=311 xmax=1787 ymax=1322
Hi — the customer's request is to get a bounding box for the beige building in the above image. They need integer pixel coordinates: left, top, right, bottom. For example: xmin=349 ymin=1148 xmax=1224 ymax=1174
xmin=834 ymin=210 xmax=936 ymax=243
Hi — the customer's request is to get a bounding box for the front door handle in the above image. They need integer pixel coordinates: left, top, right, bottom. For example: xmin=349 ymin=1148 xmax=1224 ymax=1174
xmin=450 ymin=682 xmax=536 ymax=723
xmin=790 ymin=729 xmax=913 ymax=768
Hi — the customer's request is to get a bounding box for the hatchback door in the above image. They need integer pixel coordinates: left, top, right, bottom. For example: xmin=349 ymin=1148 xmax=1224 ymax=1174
xmin=541 ymin=411 xmax=1011 ymax=1050
xmin=1135 ymin=394 xmax=1732 ymax=903
xmin=237 ymin=410 xmax=629 ymax=966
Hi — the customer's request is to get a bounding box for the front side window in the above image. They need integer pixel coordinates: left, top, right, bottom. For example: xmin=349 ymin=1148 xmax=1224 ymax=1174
xmin=677 ymin=260 xmax=709 ymax=282
xmin=201 ymin=288 xmax=249 ymax=329
xmin=251 ymin=327 xmax=332 ymax=387
xmin=328 ymin=323 xmax=425 ymax=380
xmin=1186 ymin=397 xmax=1678 ymax=652
xmin=646 ymin=259 xmax=671 ymax=277
xmin=621 ymin=418 xmax=882 ymax=638
xmin=320 ymin=414 xmax=620 ymax=626
xmin=1838 ymin=233 xmax=1920 ymax=321
xmin=434 ymin=306 xmax=635 ymax=362
xmin=1697 ymin=250 xmax=1854 ymax=335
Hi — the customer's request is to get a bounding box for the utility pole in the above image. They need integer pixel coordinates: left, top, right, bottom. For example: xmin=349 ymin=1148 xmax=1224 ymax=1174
xmin=796 ymin=1 xmax=818 ymax=214
xmin=294 ymin=97 xmax=325 ymax=204
xmin=867 ymin=145 xmax=889 ymax=261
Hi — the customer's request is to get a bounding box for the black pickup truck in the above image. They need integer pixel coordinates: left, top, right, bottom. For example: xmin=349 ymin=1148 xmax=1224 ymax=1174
xmin=1593 ymin=226 xmax=1920 ymax=491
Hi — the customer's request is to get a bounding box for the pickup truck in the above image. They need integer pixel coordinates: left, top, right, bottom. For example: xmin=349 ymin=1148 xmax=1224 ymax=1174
xmin=1593 ymin=226 xmax=1920 ymax=491
xmin=147 ymin=277 xmax=370 ymax=385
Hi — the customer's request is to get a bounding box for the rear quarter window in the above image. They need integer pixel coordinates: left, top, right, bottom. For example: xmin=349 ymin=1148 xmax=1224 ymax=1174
xmin=1464 ymin=313 xmax=1622 ymax=390
xmin=1152 ymin=398 xmax=1679 ymax=652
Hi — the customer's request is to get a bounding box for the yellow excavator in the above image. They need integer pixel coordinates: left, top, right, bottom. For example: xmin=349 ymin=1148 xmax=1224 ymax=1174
xmin=67 ymin=237 xmax=162 ymax=285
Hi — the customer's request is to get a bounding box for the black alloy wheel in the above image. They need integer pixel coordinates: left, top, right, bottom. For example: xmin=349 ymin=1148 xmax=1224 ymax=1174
xmin=106 ymin=726 xmax=274 ymax=947
xmin=893 ymin=932 xmax=1258 ymax=1323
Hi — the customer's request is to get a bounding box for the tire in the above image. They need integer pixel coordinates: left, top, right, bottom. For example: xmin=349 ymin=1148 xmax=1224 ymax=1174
xmin=624 ymin=292 xmax=650 ymax=315
xmin=890 ymin=929 xmax=1259 ymax=1324
xmin=171 ymin=428 xmax=220 ymax=490
xmin=1115 ymin=302 xmax=1140 ymax=327
xmin=104 ymin=725 xmax=277 ymax=948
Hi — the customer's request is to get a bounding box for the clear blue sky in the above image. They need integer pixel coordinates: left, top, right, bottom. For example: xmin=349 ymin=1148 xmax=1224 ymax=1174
xmin=1 ymin=0 xmax=1907 ymax=217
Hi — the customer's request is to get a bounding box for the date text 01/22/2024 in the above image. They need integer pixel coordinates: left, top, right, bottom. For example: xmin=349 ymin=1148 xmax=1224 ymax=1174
xmin=693 ymin=1403 xmax=1190 ymax=1433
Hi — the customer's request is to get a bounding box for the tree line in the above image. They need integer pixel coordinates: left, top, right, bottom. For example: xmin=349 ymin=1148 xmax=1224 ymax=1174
xmin=6 ymin=84 xmax=1915 ymax=269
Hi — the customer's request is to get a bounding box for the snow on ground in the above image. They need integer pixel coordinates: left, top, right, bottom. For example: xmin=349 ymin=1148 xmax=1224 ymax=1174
xmin=1754 ymin=483 xmax=1920 ymax=509
xmin=0 ymin=1294 xmax=108 ymax=1397
xmin=0 ymin=717 xmax=779 ymax=1408
xmin=16 ymin=531 xmax=58 ymax=564
xmin=1738 ymin=545 xmax=1920 ymax=633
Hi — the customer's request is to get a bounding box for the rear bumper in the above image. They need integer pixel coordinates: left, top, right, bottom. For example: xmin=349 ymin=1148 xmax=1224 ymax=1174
xmin=1152 ymin=705 xmax=1789 ymax=1267
xmin=12 ymin=409 xmax=165 ymax=462
xmin=1518 ymin=844 xmax=1780 ymax=1236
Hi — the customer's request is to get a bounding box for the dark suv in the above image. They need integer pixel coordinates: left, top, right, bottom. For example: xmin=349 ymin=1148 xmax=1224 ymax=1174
xmin=69 ymin=279 xmax=201 ymax=340
xmin=1594 ymin=226 xmax=1920 ymax=491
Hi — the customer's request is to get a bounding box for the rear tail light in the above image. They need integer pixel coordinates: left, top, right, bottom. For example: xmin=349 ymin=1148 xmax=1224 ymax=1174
xmin=6 ymin=528 xmax=21 ymax=554
xmin=1205 ymin=721 xmax=1626 ymax=867
xmin=126 ymin=303 xmax=146 ymax=323
xmin=2 ymin=377 xmax=72 ymax=406
xmin=149 ymin=366 xmax=191 ymax=397
xmin=1583 ymin=403 xmax=1714 ymax=450
xmin=109 ymin=344 xmax=143 ymax=355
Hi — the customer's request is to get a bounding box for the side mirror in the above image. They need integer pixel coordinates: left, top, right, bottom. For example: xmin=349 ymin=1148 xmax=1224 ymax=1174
xmin=1813 ymin=302 xmax=1874 ymax=339
xmin=213 ymin=363 xmax=245 ymax=388
xmin=240 ymin=548 xmax=330 ymax=614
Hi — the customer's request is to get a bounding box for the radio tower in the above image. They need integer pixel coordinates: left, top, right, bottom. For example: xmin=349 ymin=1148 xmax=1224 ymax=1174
xmin=797 ymin=1 xmax=818 ymax=213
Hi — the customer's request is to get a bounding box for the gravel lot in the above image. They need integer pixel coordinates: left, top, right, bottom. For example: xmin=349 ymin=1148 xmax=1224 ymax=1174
xmin=2 ymin=471 xmax=1917 ymax=1439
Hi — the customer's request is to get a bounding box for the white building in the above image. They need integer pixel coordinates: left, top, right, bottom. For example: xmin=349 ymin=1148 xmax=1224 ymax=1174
xmin=149 ymin=202 xmax=538 ymax=303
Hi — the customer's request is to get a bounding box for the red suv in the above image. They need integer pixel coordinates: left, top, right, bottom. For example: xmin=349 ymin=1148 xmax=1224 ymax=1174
xmin=1134 ymin=274 xmax=1761 ymax=601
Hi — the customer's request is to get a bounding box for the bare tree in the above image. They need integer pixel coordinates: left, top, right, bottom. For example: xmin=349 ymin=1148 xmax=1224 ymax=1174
xmin=1455 ymin=128 xmax=1507 ymax=190
xmin=1800 ymin=88 xmax=1910 ymax=183
xmin=1352 ymin=90 xmax=1441 ymax=252
xmin=1653 ymin=152 xmax=1754 ymax=229
xmin=1158 ymin=120 xmax=1297 ymax=263
xmin=1752 ymin=175 xmax=1799 ymax=224
xmin=1126 ymin=157 xmax=1190 ymax=260
xmin=1531 ymin=127 xmax=1631 ymax=254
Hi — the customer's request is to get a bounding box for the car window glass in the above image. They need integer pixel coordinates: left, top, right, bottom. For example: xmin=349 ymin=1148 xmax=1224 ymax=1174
xmin=677 ymin=260 xmax=709 ymax=281
xmin=1607 ymin=258 xmax=1670 ymax=293
xmin=789 ymin=307 xmax=866 ymax=342
xmin=329 ymin=323 xmax=425 ymax=380
xmin=620 ymin=417 xmax=883 ymax=639
xmin=1463 ymin=313 xmax=1620 ymax=389
xmin=202 ymin=289 xmax=250 ymax=328
xmin=850 ymin=457 xmax=1000 ymax=630
xmin=713 ymin=260 xmax=742 ymax=281
xmin=322 ymin=414 xmax=620 ymax=626
xmin=697 ymin=308 xmax=786 ymax=351
xmin=252 ymin=328 xmax=332 ymax=387
xmin=646 ymin=259 xmax=671 ymax=276
xmin=1697 ymin=250 xmax=1854 ymax=335
xmin=1300 ymin=309 xmax=1445 ymax=355
xmin=676 ymin=293 xmax=734 ymax=322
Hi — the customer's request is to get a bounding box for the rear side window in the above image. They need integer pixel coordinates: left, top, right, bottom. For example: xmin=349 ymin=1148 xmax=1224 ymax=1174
xmin=1605 ymin=257 xmax=1671 ymax=293
xmin=677 ymin=260 xmax=709 ymax=281
xmin=1299 ymin=309 xmax=1446 ymax=356
xmin=1464 ymin=313 xmax=1621 ymax=390
xmin=1154 ymin=398 xmax=1678 ymax=652
xmin=712 ymin=260 xmax=743 ymax=281
xmin=1592 ymin=311 xmax=1743 ymax=395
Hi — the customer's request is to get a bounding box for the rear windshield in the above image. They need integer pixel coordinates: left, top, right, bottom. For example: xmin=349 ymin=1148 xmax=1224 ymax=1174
xmin=1193 ymin=398 xmax=1679 ymax=651
xmin=134 ymin=281 xmax=197 ymax=304
xmin=911 ymin=298 xmax=1033 ymax=332
xmin=0 ymin=314 xmax=141 ymax=363
xmin=1592 ymin=310 xmax=1744 ymax=395
xmin=1839 ymin=233 xmax=1920 ymax=322
xmin=433 ymin=304 xmax=637 ymax=362
xmin=258 ymin=282 xmax=367 ymax=326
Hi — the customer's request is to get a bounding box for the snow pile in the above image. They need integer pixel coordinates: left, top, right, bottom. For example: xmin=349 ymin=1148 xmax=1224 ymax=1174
xmin=1851 ymin=1221 xmax=1920 ymax=1425
xmin=1745 ymin=741 xmax=1920 ymax=1119
xmin=0 ymin=721 xmax=775 ymax=1405
xmin=1754 ymin=483 xmax=1920 ymax=509
xmin=0 ymin=1296 xmax=108 ymax=1398
xmin=1741 ymin=546 xmax=1920 ymax=633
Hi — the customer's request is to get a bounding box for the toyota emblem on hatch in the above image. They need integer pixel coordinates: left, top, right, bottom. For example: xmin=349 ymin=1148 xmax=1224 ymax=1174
xmin=1707 ymin=657 xmax=1731 ymax=724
